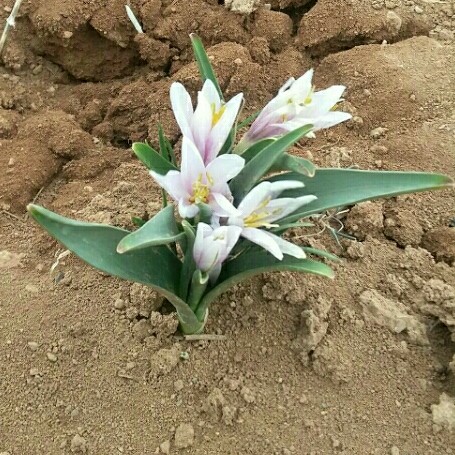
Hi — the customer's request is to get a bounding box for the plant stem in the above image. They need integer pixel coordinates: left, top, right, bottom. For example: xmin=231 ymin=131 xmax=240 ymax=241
xmin=187 ymin=270 xmax=209 ymax=311
xmin=0 ymin=0 xmax=24 ymax=56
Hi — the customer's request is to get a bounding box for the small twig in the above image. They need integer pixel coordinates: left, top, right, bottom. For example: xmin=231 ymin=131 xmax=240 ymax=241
xmin=0 ymin=0 xmax=24 ymax=56
xmin=23 ymin=186 xmax=44 ymax=220
xmin=1 ymin=209 xmax=23 ymax=222
xmin=184 ymin=334 xmax=227 ymax=341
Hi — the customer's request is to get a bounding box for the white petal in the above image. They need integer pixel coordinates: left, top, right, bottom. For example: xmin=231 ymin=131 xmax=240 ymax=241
xmin=306 ymin=85 xmax=346 ymax=115
xmin=241 ymin=227 xmax=283 ymax=260
xmin=150 ymin=170 xmax=186 ymax=201
xmin=210 ymin=192 xmax=240 ymax=217
xmin=290 ymin=69 xmax=314 ymax=100
xmin=178 ymin=199 xmax=199 ymax=219
xmin=312 ymin=111 xmax=352 ymax=130
xmin=269 ymin=232 xmax=306 ymax=259
xmin=208 ymin=263 xmax=222 ymax=283
xmin=206 ymin=154 xmax=245 ymax=184
xmin=220 ymin=225 xmax=242 ymax=256
xmin=236 ymin=181 xmax=272 ymax=217
xmin=207 ymin=92 xmax=244 ymax=162
xmin=180 ymin=137 xmax=206 ymax=190
xmin=269 ymin=180 xmax=305 ymax=198
xmin=192 ymin=92 xmax=213 ymax=160
xmin=278 ymin=76 xmax=296 ymax=94
xmin=193 ymin=222 xmax=213 ymax=264
xmin=201 ymin=79 xmax=221 ymax=111
xmin=170 ymin=82 xmax=194 ymax=139
xmin=265 ymin=195 xmax=317 ymax=222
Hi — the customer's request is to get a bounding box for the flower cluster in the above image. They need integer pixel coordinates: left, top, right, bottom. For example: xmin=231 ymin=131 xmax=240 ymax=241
xmin=150 ymin=73 xmax=350 ymax=282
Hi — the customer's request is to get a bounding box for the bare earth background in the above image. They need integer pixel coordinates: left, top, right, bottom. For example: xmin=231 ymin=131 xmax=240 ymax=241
xmin=0 ymin=0 xmax=455 ymax=454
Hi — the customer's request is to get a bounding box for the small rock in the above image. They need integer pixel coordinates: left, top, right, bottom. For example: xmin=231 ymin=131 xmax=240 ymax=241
xmin=32 ymin=64 xmax=43 ymax=75
xmin=414 ymin=5 xmax=423 ymax=14
xmin=174 ymin=423 xmax=194 ymax=449
xmin=159 ymin=440 xmax=171 ymax=454
xmin=240 ymin=386 xmax=255 ymax=404
xmin=149 ymin=344 xmax=181 ymax=379
xmin=27 ymin=341 xmax=39 ymax=351
xmin=386 ymin=11 xmax=402 ymax=34
xmin=29 ymin=368 xmax=40 ymax=376
xmin=370 ymin=127 xmax=387 ymax=139
xmin=114 ymin=298 xmax=126 ymax=310
xmin=125 ymin=307 xmax=139 ymax=321
xmin=63 ymin=31 xmax=73 ymax=39
xmin=431 ymin=393 xmax=455 ymax=430
xmin=7 ymin=157 xmax=15 ymax=166
xmin=204 ymin=388 xmax=226 ymax=420
xmin=221 ymin=405 xmax=237 ymax=426
xmin=391 ymin=446 xmax=400 ymax=455
xmin=132 ymin=319 xmax=152 ymax=341
xmin=70 ymin=434 xmax=87 ymax=453
xmin=25 ymin=284 xmax=39 ymax=293
xmin=174 ymin=379 xmax=184 ymax=392
xmin=47 ymin=352 xmax=58 ymax=363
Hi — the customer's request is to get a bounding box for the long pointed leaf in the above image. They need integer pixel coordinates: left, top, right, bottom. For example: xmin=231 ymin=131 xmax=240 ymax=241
xmin=272 ymin=153 xmax=316 ymax=177
xmin=190 ymin=33 xmax=223 ymax=100
xmin=195 ymin=252 xmax=333 ymax=319
xmin=270 ymin=169 xmax=454 ymax=224
xmin=117 ymin=205 xmax=183 ymax=253
xmin=132 ymin=142 xmax=178 ymax=174
xmin=27 ymin=204 xmax=203 ymax=334
xmin=230 ymin=125 xmax=313 ymax=203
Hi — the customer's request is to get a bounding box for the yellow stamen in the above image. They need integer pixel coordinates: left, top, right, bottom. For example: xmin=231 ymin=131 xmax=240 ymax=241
xmin=189 ymin=174 xmax=210 ymax=204
xmin=211 ymin=103 xmax=226 ymax=126
xmin=301 ymin=85 xmax=315 ymax=106
xmin=243 ymin=198 xmax=280 ymax=228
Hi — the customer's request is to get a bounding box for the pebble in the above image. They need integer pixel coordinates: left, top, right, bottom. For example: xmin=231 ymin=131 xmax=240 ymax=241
xmin=174 ymin=423 xmax=194 ymax=449
xmin=29 ymin=367 xmax=40 ymax=376
xmin=25 ymin=284 xmax=39 ymax=293
xmin=391 ymin=447 xmax=400 ymax=455
xmin=114 ymin=298 xmax=126 ymax=310
xmin=414 ymin=5 xmax=423 ymax=14
xmin=70 ymin=434 xmax=87 ymax=453
xmin=370 ymin=127 xmax=387 ymax=139
xmin=7 ymin=157 xmax=14 ymax=167
xmin=47 ymin=352 xmax=58 ymax=362
xmin=32 ymin=64 xmax=43 ymax=75
xmin=63 ymin=31 xmax=73 ymax=39
xmin=27 ymin=341 xmax=39 ymax=351
xmin=174 ymin=379 xmax=184 ymax=392
xmin=240 ymin=386 xmax=255 ymax=403
xmin=159 ymin=440 xmax=171 ymax=454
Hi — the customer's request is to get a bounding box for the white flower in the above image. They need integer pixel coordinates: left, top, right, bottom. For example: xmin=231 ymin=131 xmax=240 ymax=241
xmin=193 ymin=223 xmax=242 ymax=282
xmin=150 ymin=137 xmax=244 ymax=219
xmin=237 ymin=69 xmax=351 ymax=150
xmin=227 ymin=181 xmax=317 ymax=260
xmin=171 ymin=79 xmax=243 ymax=163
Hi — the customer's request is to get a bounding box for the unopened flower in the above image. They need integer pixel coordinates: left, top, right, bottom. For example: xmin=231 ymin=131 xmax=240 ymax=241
xmin=171 ymin=79 xmax=243 ymax=163
xmin=237 ymin=69 xmax=351 ymax=151
xmin=150 ymin=137 xmax=244 ymax=219
xmin=227 ymin=181 xmax=317 ymax=260
xmin=193 ymin=223 xmax=242 ymax=282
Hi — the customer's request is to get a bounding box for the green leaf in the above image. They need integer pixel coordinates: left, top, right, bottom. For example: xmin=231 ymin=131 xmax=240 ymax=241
xmin=272 ymin=153 xmax=316 ymax=177
xmin=27 ymin=204 xmax=203 ymax=334
xmin=271 ymin=221 xmax=314 ymax=234
xmin=188 ymin=269 xmax=209 ymax=311
xmin=240 ymin=138 xmax=275 ymax=162
xmin=179 ymin=221 xmax=197 ymax=302
xmin=132 ymin=142 xmax=178 ymax=174
xmin=158 ymin=124 xmax=171 ymax=163
xmin=271 ymin=169 xmax=454 ymax=224
xmin=302 ymin=247 xmax=340 ymax=262
xmin=117 ymin=205 xmax=183 ymax=254
xmin=190 ymin=33 xmax=223 ymax=100
xmin=230 ymin=124 xmax=313 ymax=203
xmin=132 ymin=216 xmax=147 ymax=227
xmin=195 ymin=251 xmax=333 ymax=320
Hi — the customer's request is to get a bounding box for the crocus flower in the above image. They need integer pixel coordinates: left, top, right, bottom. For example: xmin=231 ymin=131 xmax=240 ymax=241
xmin=150 ymin=137 xmax=244 ymax=219
xmin=236 ymin=69 xmax=351 ymax=152
xmin=227 ymin=181 xmax=317 ymax=260
xmin=193 ymin=223 xmax=242 ymax=282
xmin=171 ymin=79 xmax=243 ymax=163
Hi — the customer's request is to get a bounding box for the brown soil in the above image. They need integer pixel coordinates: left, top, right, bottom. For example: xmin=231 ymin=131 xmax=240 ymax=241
xmin=1 ymin=0 xmax=455 ymax=454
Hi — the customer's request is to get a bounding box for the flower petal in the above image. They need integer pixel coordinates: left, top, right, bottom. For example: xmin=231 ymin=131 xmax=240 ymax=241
xmin=150 ymin=170 xmax=186 ymax=201
xmin=206 ymin=154 xmax=245 ymax=184
xmin=269 ymin=180 xmax=305 ymax=198
xmin=264 ymin=195 xmax=317 ymax=222
xmin=201 ymin=79 xmax=222 ymax=111
xmin=236 ymin=181 xmax=272 ymax=217
xmin=170 ymin=82 xmax=194 ymax=139
xmin=192 ymin=92 xmax=213 ymax=159
xmin=178 ymin=198 xmax=199 ymax=219
xmin=312 ymin=111 xmax=352 ymax=130
xmin=193 ymin=222 xmax=212 ymax=264
xmin=289 ymin=69 xmax=314 ymax=100
xmin=241 ymin=227 xmax=283 ymax=260
xmin=207 ymin=92 xmax=244 ymax=161
xmin=180 ymin=137 xmax=206 ymax=190
xmin=268 ymin=232 xmax=306 ymax=259
xmin=305 ymin=85 xmax=346 ymax=116
xmin=210 ymin=192 xmax=240 ymax=217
